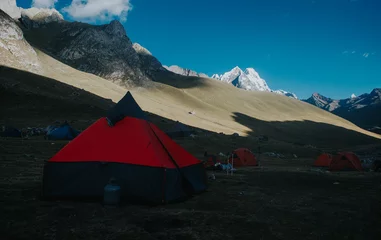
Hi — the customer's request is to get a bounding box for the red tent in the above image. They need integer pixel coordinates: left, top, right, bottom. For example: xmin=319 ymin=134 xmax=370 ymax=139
xmin=203 ymin=154 xmax=221 ymax=169
xmin=42 ymin=92 xmax=207 ymax=203
xmin=313 ymin=153 xmax=333 ymax=167
xmin=329 ymin=152 xmax=363 ymax=172
xmin=231 ymin=148 xmax=258 ymax=167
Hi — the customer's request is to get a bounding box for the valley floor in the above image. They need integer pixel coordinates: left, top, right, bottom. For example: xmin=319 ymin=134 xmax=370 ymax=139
xmin=1 ymin=65 xmax=381 ymax=239
xmin=1 ymin=135 xmax=381 ymax=240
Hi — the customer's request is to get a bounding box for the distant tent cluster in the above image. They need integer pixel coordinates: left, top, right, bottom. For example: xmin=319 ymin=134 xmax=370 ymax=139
xmin=1 ymin=123 xmax=80 ymax=140
xmin=166 ymin=121 xmax=193 ymax=138
xmin=42 ymin=92 xmax=207 ymax=204
xmin=204 ymin=148 xmax=258 ymax=170
xmin=313 ymin=152 xmax=363 ymax=171
xmin=0 ymin=126 xmax=22 ymax=138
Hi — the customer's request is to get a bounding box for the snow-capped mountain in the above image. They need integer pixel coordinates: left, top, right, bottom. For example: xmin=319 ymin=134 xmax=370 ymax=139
xmin=213 ymin=66 xmax=270 ymax=91
xmin=20 ymin=7 xmax=64 ymax=28
xmin=304 ymin=89 xmax=381 ymax=130
xmin=212 ymin=66 xmax=297 ymax=99
xmin=164 ymin=65 xmax=208 ymax=78
xmin=273 ymin=90 xmax=298 ymax=99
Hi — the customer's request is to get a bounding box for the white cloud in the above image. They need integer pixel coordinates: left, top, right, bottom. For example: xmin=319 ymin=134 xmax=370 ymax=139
xmin=32 ymin=0 xmax=57 ymax=8
xmin=351 ymin=51 xmax=356 ymax=54
xmin=62 ymin=0 xmax=133 ymax=23
xmin=363 ymin=52 xmax=369 ymax=58
xmin=342 ymin=50 xmax=349 ymax=54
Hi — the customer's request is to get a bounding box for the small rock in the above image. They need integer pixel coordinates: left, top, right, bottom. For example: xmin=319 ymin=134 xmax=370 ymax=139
xmin=333 ymin=182 xmax=340 ymax=185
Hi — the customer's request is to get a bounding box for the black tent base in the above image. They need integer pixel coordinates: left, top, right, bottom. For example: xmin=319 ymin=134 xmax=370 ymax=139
xmin=40 ymin=192 xmax=197 ymax=206
xmin=42 ymin=161 xmax=207 ymax=204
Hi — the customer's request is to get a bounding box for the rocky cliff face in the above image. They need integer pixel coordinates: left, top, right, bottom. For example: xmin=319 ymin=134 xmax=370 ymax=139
xmin=0 ymin=9 xmax=39 ymax=72
xmin=21 ymin=16 xmax=159 ymax=87
xmin=133 ymin=43 xmax=164 ymax=75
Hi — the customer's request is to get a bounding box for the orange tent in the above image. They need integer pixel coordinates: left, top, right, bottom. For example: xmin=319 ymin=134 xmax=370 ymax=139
xmin=313 ymin=153 xmax=333 ymax=167
xmin=329 ymin=152 xmax=363 ymax=172
xmin=231 ymin=148 xmax=258 ymax=167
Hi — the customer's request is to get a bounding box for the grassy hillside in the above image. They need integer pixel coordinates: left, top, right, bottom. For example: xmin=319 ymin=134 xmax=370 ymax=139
xmin=1 ymin=46 xmax=380 ymax=149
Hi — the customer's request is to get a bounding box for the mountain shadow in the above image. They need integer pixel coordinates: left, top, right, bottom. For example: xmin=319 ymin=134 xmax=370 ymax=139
xmin=231 ymin=112 xmax=381 ymax=149
xmin=0 ymin=65 xmax=113 ymax=127
xmin=151 ymin=70 xmax=210 ymax=89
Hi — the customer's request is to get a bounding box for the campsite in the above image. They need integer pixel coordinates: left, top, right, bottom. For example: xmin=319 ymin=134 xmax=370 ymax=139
xmin=1 ymin=87 xmax=381 ymax=239
xmin=1 ymin=1 xmax=381 ymax=238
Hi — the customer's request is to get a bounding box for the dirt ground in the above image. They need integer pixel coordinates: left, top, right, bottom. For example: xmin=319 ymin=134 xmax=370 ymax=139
xmin=1 ymin=134 xmax=381 ymax=240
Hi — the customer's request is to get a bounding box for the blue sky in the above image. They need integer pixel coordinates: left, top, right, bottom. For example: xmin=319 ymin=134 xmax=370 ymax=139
xmin=17 ymin=0 xmax=381 ymax=99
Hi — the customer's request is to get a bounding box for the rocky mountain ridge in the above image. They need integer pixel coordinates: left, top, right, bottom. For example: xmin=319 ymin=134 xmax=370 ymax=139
xmin=164 ymin=65 xmax=208 ymax=78
xmin=304 ymin=89 xmax=381 ymax=130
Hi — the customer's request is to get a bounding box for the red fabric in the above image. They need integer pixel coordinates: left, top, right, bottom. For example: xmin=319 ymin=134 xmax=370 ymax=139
xmin=329 ymin=152 xmax=363 ymax=171
xmin=313 ymin=153 xmax=333 ymax=167
xmin=149 ymin=123 xmax=201 ymax=168
xmin=232 ymin=148 xmax=258 ymax=167
xmin=203 ymin=155 xmax=221 ymax=168
xmin=49 ymin=117 xmax=200 ymax=168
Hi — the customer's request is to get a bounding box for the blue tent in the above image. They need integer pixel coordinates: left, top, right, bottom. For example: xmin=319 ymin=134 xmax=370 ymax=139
xmin=0 ymin=126 xmax=22 ymax=138
xmin=166 ymin=121 xmax=193 ymax=138
xmin=46 ymin=123 xmax=80 ymax=140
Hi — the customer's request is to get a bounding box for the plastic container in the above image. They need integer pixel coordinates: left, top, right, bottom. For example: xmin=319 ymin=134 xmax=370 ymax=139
xmin=103 ymin=180 xmax=121 ymax=206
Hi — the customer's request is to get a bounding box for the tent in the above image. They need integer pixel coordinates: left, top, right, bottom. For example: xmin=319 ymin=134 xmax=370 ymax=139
xmin=313 ymin=153 xmax=333 ymax=167
xmin=166 ymin=121 xmax=193 ymax=138
xmin=46 ymin=123 xmax=80 ymax=140
xmin=0 ymin=126 xmax=22 ymax=138
xmin=329 ymin=152 xmax=363 ymax=172
xmin=231 ymin=148 xmax=258 ymax=167
xmin=42 ymin=92 xmax=207 ymax=204
xmin=203 ymin=152 xmax=221 ymax=169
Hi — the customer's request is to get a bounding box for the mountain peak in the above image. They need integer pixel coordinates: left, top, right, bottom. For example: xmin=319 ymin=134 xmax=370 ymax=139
xmin=211 ymin=66 xmax=297 ymax=98
xmin=351 ymin=93 xmax=356 ymax=99
xmin=371 ymin=88 xmax=381 ymax=95
xmin=104 ymin=20 xmax=126 ymax=37
xmin=21 ymin=7 xmax=63 ymax=21
xmin=0 ymin=0 xmax=21 ymax=19
xmin=212 ymin=66 xmax=272 ymax=92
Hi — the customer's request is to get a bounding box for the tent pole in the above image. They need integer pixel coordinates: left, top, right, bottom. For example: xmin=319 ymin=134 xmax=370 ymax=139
xmin=231 ymin=154 xmax=234 ymax=176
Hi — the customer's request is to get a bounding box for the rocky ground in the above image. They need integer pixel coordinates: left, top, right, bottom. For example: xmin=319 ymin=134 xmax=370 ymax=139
xmin=1 ymin=135 xmax=381 ymax=240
